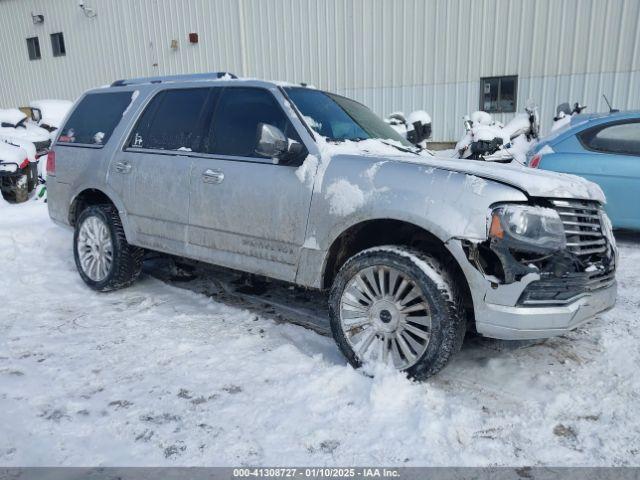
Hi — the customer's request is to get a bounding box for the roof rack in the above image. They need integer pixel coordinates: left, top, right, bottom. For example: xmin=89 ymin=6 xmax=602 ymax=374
xmin=110 ymin=72 xmax=237 ymax=87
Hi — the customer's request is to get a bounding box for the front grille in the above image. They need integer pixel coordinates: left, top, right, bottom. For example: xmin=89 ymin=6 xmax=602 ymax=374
xmin=517 ymin=198 xmax=615 ymax=306
xmin=550 ymin=199 xmax=607 ymax=259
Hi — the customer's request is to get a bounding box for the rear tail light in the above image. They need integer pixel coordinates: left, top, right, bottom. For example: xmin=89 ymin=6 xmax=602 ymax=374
xmin=529 ymin=154 xmax=541 ymax=168
xmin=46 ymin=150 xmax=56 ymax=175
xmin=19 ymin=158 xmax=29 ymax=169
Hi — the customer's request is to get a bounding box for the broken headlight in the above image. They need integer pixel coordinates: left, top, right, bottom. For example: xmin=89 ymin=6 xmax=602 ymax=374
xmin=489 ymin=205 xmax=566 ymax=253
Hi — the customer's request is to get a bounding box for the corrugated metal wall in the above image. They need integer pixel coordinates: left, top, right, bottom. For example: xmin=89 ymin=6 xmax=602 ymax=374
xmin=1 ymin=0 xmax=639 ymax=141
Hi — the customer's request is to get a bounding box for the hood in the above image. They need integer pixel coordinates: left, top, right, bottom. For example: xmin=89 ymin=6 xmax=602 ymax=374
xmin=405 ymin=155 xmax=606 ymax=203
xmin=318 ymin=138 xmax=605 ymax=203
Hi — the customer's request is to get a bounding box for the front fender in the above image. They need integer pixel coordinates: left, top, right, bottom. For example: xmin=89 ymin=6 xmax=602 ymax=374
xmin=298 ymin=155 xmax=527 ymax=288
xmin=313 ymin=155 xmax=527 ymax=246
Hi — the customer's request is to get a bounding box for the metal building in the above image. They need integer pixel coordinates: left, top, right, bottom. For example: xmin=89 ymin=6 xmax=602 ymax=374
xmin=1 ymin=0 xmax=639 ymax=141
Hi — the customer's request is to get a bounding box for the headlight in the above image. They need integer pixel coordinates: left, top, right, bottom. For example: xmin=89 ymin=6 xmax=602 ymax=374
xmin=489 ymin=205 xmax=566 ymax=252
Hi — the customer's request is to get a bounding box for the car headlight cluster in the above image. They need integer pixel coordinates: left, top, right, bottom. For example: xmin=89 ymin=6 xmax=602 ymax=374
xmin=489 ymin=204 xmax=566 ymax=252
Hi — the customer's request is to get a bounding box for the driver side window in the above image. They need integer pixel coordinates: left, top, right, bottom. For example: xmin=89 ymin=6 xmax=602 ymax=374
xmin=205 ymin=87 xmax=300 ymax=157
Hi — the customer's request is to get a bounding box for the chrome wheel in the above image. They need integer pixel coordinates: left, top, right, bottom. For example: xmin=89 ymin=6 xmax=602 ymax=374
xmin=339 ymin=266 xmax=432 ymax=370
xmin=77 ymin=215 xmax=113 ymax=282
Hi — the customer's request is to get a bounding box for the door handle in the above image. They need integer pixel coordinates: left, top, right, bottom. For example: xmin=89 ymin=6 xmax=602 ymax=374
xmin=114 ymin=161 xmax=132 ymax=174
xmin=202 ymin=168 xmax=224 ymax=184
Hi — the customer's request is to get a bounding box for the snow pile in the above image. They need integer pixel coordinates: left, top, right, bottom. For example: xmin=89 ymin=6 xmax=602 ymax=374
xmin=470 ymin=111 xmax=492 ymax=126
xmin=324 ymin=179 xmax=365 ymax=216
xmin=1 ymin=136 xmax=36 ymax=162
xmin=406 ymin=110 xmax=432 ymax=126
xmin=551 ymin=113 xmax=572 ymax=131
xmin=0 ymin=203 xmax=639 ymax=465
xmin=506 ymin=134 xmax=535 ymax=164
xmin=0 ymin=108 xmax=27 ymax=127
xmin=295 ymin=154 xmax=319 ymax=189
xmin=0 ymin=122 xmax=51 ymax=143
xmin=29 ymin=99 xmax=73 ymax=129
xmin=0 ymin=141 xmax=27 ymax=168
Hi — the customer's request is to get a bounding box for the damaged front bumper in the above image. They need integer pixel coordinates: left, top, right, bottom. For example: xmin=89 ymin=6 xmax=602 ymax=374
xmin=476 ymin=281 xmax=616 ymax=339
xmin=447 ymin=234 xmax=617 ymax=341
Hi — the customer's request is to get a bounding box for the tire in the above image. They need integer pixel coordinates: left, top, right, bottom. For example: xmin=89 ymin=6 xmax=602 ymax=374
xmin=329 ymin=246 xmax=466 ymax=380
xmin=74 ymin=204 xmax=144 ymax=292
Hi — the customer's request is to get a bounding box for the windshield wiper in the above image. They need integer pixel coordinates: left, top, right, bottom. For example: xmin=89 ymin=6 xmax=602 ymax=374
xmin=379 ymin=140 xmax=422 ymax=156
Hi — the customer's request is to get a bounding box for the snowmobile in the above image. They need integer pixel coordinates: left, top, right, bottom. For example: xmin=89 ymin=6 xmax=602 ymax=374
xmin=551 ymin=102 xmax=586 ymax=131
xmin=455 ymin=100 xmax=539 ymax=163
xmin=0 ymin=140 xmax=31 ymax=203
xmin=26 ymin=99 xmax=73 ymax=141
xmin=385 ymin=110 xmax=432 ymax=147
xmin=0 ymin=108 xmax=51 ymax=156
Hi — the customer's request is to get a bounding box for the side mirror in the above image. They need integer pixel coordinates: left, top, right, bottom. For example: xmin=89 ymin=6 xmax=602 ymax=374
xmin=255 ymin=123 xmax=288 ymax=160
xmin=31 ymin=107 xmax=42 ymax=123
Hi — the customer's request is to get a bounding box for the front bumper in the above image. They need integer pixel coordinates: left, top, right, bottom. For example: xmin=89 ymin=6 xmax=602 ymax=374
xmin=446 ymin=239 xmax=617 ymax=341
xmin=475 ymin=281 xmax=617 ymax=340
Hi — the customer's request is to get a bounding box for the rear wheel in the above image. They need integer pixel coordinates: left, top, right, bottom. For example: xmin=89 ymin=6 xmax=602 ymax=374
xmin=329 ymin=246 xmax=466 ymax=380
xmin=74 ymin=204 xmax=144 ymax=291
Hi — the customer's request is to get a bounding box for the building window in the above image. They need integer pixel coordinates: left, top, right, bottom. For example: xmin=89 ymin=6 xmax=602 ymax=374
xmin=26 ymin=37 xmax=41 ymax=60
xmin=51 ymin=32 xmax=66 ymax=57
xmin=480 ymin=76 xmax=517 ymax=113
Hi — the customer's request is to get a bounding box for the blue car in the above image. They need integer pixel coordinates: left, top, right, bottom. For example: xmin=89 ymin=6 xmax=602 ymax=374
xmin=527 ymin=111 xmax=640 ymax=230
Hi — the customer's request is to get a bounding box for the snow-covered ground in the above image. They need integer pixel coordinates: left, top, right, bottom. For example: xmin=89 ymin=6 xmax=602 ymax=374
xmin=1 ymin=202 xmax=639 ymax=466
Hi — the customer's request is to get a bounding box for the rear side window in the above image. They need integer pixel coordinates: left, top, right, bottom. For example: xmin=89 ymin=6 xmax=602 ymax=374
xmin=206 ymin=87 xmax=299 ymax=157
xmin=58 ymin=92 xmax=133 ymax=146
xmin=129 ymin=88 xmax=210 ymax=151
xmin=579 ymin=120 xmax=640 ymax=156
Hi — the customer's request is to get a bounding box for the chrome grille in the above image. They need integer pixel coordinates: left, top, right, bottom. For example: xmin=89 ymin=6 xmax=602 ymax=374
xmin=517 ymin=198 xmax=615 ymax=306
xmin=550 ymin=199 xmax=607 ymax=258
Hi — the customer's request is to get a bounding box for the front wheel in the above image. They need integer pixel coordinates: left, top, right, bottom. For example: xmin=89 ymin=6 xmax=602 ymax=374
xmin=329 ymin=246 xmax=466 ymax=380
xmin=74 ymin=204 xmax=144 ymax=292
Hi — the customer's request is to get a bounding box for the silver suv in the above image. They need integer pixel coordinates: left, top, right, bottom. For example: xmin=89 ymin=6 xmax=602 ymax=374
xmin=47 ymin=73 xmax=617 ymax=379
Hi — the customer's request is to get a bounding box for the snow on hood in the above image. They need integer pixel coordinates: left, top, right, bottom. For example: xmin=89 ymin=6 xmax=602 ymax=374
xmin=318 ymin=138 xmax=414 ymax=158
xmin=314 ymin=138 xmax=605 ymax=203
xmin=408 ymin=155 xmax=606 ymax=203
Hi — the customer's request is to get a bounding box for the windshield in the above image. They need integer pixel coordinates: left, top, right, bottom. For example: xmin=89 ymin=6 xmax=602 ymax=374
xmin=284 ymin=87 xmax=413 ymax=147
